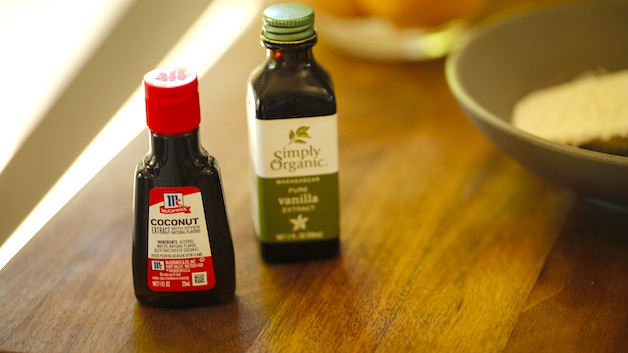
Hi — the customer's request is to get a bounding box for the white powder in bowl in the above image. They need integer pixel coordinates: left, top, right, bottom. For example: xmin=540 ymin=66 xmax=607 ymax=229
xmin=512 ymin=68 xmax=628 ymax=146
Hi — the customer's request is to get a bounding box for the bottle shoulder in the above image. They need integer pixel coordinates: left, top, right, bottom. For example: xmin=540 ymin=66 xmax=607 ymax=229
xmin=249 ymin=61 xmax=336 ymax=118
xmin=252 ymin=60 xmax=333 ymax=89
xmin=135 ymin=152 xmax=219 ymax=184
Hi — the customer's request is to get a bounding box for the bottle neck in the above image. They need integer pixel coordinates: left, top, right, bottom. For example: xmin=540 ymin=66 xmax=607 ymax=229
xmin=148 ymin=128 xmax=205 ymax=161
xmin=263 ymin=39 xmax=316 ymax=66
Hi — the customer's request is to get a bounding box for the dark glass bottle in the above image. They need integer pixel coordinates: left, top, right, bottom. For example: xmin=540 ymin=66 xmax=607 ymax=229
xmin=133 ymin=68 xmax=235 ymax=307
xmin=247 ymin=3 xmax=340 ymax=262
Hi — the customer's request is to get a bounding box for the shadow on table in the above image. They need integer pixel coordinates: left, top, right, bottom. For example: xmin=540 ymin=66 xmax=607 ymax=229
xmin=130 ymin=297 xmax=242 ymax=353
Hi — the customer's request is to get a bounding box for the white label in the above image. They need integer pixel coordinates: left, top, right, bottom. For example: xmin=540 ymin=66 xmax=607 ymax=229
xmin=248 ymin=114 xmax=339 ymax=178
xmin=147 ymin=186 xmax=215 ymax=292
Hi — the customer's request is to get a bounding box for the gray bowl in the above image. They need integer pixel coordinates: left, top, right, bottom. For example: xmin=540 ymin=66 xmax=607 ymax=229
xmin=446 ymin=1 xmax=628 ymax=208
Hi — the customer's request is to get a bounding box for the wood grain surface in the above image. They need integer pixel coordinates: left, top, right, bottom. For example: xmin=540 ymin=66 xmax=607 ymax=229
xmin=1 ymin=2 xmax=626 ymax=352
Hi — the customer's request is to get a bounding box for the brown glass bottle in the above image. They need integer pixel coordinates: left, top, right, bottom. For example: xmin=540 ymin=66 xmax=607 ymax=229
xmin=133 ymin=68 xmax=235 ymax=307
xmin=247 ymin=3 xmax=340 ymax=263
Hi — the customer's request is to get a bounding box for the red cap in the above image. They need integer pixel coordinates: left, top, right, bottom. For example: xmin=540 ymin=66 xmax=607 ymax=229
xmin=143 ymin=68 xmax=201 ymax=135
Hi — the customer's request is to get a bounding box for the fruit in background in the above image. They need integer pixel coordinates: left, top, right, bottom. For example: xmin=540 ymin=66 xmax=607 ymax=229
xmin=310 ymin=0 xmax=487 ymax=28
xmin=305 ymin=0 xmax=363 ymax=17
xmin=358 ymin=0 xmax=487 ymax=27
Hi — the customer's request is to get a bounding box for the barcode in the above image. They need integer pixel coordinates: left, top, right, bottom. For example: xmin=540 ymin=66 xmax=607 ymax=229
xmin=192 ymin=272 xmax=207 ymax=286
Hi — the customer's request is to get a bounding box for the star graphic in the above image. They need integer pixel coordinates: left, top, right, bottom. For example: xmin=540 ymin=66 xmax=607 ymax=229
xmin=289 ymin=214 xmax=309 ymax=231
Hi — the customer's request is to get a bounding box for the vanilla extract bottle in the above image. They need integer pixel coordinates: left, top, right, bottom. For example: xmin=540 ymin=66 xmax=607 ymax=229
xmin=133 ymin=68 xmax=235 ymax=307
xmin=247 ymin=3 xmax=340 ymax=262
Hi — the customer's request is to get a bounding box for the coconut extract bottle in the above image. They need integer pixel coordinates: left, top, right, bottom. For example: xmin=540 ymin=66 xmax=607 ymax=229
xmin=133 ymin=68 xmax=235 ymax=307
xmin=247 ymin=3 xmax=340 ymax=262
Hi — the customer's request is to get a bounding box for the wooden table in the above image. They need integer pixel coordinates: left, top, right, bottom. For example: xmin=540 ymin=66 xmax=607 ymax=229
xmin=1 ymin=6 xmax=627 ymax=352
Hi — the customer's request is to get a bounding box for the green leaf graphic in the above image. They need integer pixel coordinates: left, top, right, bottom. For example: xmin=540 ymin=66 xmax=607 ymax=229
xmin=289 ymin=126 xmax=311 ymax=145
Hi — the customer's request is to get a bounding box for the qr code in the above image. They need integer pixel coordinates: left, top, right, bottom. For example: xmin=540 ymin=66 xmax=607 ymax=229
xmin=192 ymin=272 xmax=207 ymax=286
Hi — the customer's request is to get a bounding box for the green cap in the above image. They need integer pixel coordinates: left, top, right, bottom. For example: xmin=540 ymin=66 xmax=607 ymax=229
xmin=262 ymin=3 xmax=316 ymax=43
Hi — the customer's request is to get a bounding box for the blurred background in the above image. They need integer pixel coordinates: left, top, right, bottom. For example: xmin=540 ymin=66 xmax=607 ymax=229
xmin=0 ymin=0 xmax=263 ymax=268
xmin=0 ymin=0 xmax=574 ymax=268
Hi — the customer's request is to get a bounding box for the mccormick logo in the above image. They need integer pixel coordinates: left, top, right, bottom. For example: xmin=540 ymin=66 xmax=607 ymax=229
xmin=160 ymin=193 xmax=191 ymax=214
